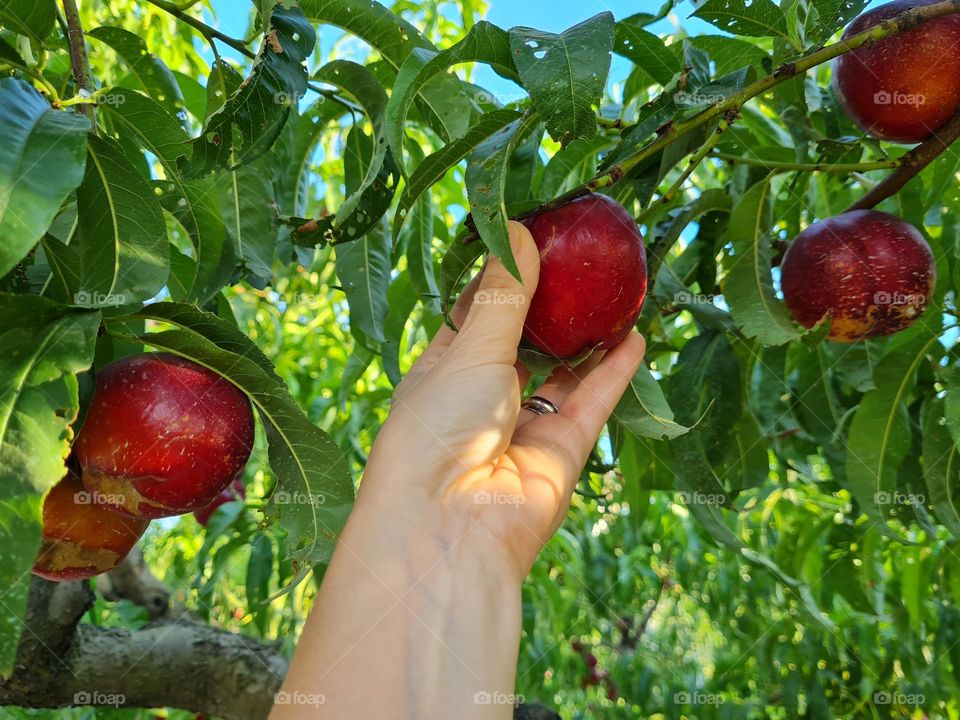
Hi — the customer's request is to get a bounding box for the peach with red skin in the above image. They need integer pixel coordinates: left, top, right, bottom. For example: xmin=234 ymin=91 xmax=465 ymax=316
xmin=33 ymin=469 xmax=149 ymax=581
xmin=780 ymin=210 xmax=935 ymax=342
xmin=832 ymin=0 xmax=960 ymax=143
xmin=74 ymin=353 xmax=254 ymax=519
xmin=521 ymin=193 xmax=647 ymax=359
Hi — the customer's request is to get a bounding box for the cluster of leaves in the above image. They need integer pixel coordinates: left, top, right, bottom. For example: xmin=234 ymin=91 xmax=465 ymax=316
xmin=3 ymin=0 xmax=960 ymax=715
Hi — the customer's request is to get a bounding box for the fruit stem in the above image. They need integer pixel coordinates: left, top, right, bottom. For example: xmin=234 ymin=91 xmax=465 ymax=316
xmin=533 ymin=0 xmax=960 ymax=218
xmin=60 ymin=0 xmax=94 ymax=126
xmin=711 ymin=153 xmax=902 ymax=173
xmin=844 ymin=108 xmax=960 ymax=212
xmin=143 ymin=0 xmax=362 ymax=114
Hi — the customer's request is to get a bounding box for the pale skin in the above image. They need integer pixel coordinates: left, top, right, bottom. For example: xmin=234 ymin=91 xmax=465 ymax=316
xmin=272 ymin=221 xmax=646 ymax=719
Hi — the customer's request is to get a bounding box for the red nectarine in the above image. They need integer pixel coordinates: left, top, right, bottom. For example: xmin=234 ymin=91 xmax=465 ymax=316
xmin=522 ymin=194 xmax=647 ymax=359
xmin=780 ymin=210 xmax=935 ymax=341
xmin=74 ymin=353 xmax=254 ymax=518
xmin=832 ymin=0 xmax=960 ymax=143
xmin=33 ymin=469 xmax=149 ymax=581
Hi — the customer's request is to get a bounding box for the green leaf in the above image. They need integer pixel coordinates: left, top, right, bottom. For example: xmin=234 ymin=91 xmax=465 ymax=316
xmin=618 ymin=431 xmax=674 ymax=491
xmin=692 ymin=0 xmax=790 ymax=41
xmin=0 ymin=294 xmax=100 ymax=674
xmin=668 ymin=331 xmax=742 ymax=497
xmin=811 ymin=0 xmax=869 ymax=41
xmin=0 ymin=35 xmax=26 ymax=69
xmin=96 ymin=88 xmax=233 ymax=302
xmin=335 ymin=227 xmax=391 ymax=344
xmin=722 ymin=177 xmax=801 ymax=346
xmin=403 ymin=192 xmax=440 ymax=312
xmin=465 ymin=111 xmax=541 ymax=281
xmin=683 ymin=500 xmax=830 ymax=628
xmin=393 ymin=108 xmax=521 ymax=240
xmin=246 ymin=533 xmax=274 ymax=635
xmin=75 ymin=134 xmax=169 ymax=306
xmin=122 ymin=302 xmax=277 ymax=376
xmin=182 ymin=6 xmax=315 ymax=176
xmin=291 ymin=98 xmax=349 ymax=214
xmin=301 ymin=0 xmax=433 ymax=70
xmin=614 ymin=16 xmax=678 ymax=86
xmin=382 ymin=272 xmax=418 ymax=386
xmin=684 ymin=35 xmax=769 ymax=76
xmin=113 ymin=319 xmax=354 ymax=570
xmin=87 ymin=27 xmax=186 ymax=117
xmin=385 ymin=21 xmax=518 ymax=176
xmin=0 ymin=79 xmax=89 ymax=279
xmin=509 ymin=13 xmax=614 ymax=146
xmin=539 ymin=136 xmax=612 ymax=199
xmin=302 ymin=0 xmax=474 ymax=142
xmin=613 ymin=365 xmax=688 ymax=440
xmin=159 ymin=179 xmax=234 ymax=304
xmin=220 ymin=167 xmax=276 ymax=279
xmin=440 ymin=232 xmax=485 ymax=324
xmin=96 ymin=88 xmax=189 ymax=165
xmin=846 ymin=324 xmax=943 ymax=537
xmin=0 ymin=0 xmax=55 ymax=42
xmin=313 ymin=60 xmax=388 ymax=226
xmin=921 ymin=397 xmax=960 ymax=539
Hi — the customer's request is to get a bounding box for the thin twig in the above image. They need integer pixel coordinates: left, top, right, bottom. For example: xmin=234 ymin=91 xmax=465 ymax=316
xmin=844 ymin=108 xmax=960 ymax=212
xmin=636 ymin=112 xmax=735 ymax=226
xmin=144 ymin=0 xmax=361 ymax=113
xmin=501 ymin=0 xmax=960 ymax=228
xmin=712 ymin=153 xmax=901 ymax=173
xmin=60 ymin=0 xmax=94 ymax=125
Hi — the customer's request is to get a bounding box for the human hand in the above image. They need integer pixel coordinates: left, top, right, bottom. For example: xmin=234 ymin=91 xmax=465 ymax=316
xmin=357 ymin=221 xmax=647 ymax=579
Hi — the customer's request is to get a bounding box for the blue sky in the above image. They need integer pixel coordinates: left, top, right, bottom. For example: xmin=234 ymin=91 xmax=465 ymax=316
xmin=200 ymin=0 xmax=886 ymax=105
xmin=198 ymin=0 xmax=719 ymax=109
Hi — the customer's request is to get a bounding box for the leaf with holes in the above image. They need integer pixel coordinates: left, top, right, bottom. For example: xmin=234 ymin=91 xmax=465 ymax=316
xmin=182 ymin=6 xmax=314 ymax=176
xmin=509 ymin=13 xmax=615 ymax=146
xmin=692 ymin=0 xmax=791 ymax=41
xmin=614 ymin=15 xmax=678 ymax=86
xmin=385 ymin=21 xmax=518 ymax=176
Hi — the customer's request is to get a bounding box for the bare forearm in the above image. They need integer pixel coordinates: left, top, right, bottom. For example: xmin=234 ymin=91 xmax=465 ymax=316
xmin=273 ymin=499 xmax=523 ymax=719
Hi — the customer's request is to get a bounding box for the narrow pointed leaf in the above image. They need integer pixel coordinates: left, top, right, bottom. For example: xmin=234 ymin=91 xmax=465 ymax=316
xmin=723 ymin=177 xmax=801 ymax=346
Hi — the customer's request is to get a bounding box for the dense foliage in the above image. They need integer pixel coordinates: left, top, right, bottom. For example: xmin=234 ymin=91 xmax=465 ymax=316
xmin=3 ymin=0 xmax=960 ymax=717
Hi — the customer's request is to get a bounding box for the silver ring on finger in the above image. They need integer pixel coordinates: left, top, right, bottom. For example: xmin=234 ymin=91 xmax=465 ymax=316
xmin=521 ymin=395 xmax=559 ymax=416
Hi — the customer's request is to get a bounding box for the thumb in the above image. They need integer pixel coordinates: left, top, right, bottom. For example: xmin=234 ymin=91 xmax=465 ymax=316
xmin=449 ymin=221 xmax=540 ymax=366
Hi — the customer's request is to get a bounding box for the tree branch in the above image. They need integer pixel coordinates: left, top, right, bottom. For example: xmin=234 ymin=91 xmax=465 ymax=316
xmin=143 ymin=0 xmax=361 ymax=113
xmin=711 ymin=152 xmax=902 ymax=173
xmin=2 ymin=570 xmax=559 ymax=720
xmin=60 ymin=0 xmax=94 ymax=124
xmin=844 ymin=108 xmax=960 ymax=212
xmin=512 ymin=0 xmax=960 ymax=223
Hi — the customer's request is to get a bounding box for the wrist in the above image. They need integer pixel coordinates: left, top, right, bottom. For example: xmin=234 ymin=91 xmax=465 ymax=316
xmin=343 ymin=492 xmax=525 ymax=590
